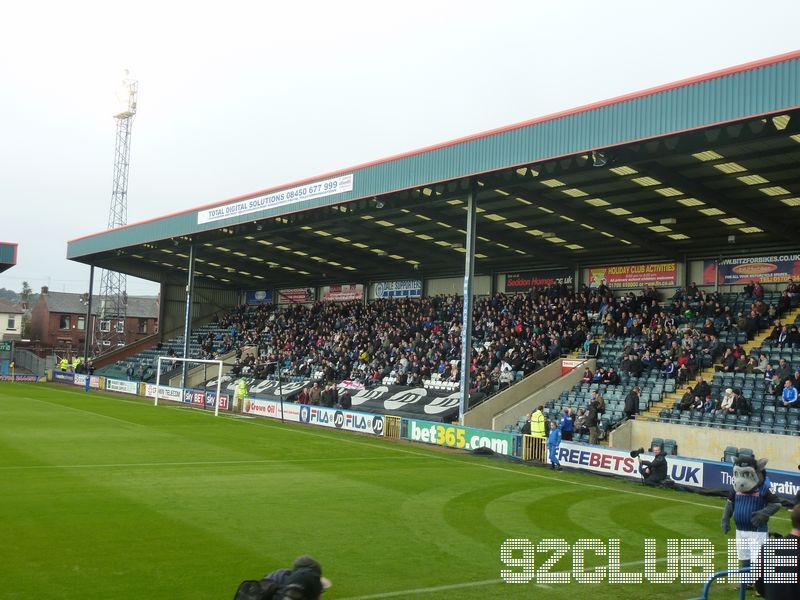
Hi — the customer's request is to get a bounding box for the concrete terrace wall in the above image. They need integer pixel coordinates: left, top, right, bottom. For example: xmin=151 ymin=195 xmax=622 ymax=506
xmin=463 ymin=358 xmax=594 ymax=430
xmin=610 ymin=418 xmax=799 ymax=472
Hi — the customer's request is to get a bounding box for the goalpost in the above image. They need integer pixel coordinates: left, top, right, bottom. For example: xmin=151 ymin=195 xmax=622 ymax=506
xmin=153 ymin=356 xmax=225 ymax=417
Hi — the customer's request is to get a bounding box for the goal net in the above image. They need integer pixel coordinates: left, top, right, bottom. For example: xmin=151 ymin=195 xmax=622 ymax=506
xmin=152 ymin=356 xmax=225 ymax=416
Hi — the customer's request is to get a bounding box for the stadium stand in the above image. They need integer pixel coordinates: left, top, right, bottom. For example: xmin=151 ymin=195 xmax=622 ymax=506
xmin=508 ymin=283 xmax=798 ymax=439
xmin=96 ymin=322 xmax=232 ymax=381
xmin=100 ymin=286 xmax=603 ymax=396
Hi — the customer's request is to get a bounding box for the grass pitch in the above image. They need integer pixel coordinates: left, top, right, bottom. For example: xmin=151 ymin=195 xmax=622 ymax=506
xmin=0 ymin=382 xmax=788 ymax=599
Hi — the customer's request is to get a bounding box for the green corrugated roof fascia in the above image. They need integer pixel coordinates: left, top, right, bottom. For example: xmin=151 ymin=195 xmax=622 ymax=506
xmin=0 ymin=243 xmax=17 ymax=265
xmin=68 ymin=55 xmax=800 ymax=260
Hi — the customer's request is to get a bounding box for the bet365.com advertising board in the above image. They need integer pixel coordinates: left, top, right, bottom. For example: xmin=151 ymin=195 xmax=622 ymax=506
xmin=405 ymin=418 xmax=516 ymax=456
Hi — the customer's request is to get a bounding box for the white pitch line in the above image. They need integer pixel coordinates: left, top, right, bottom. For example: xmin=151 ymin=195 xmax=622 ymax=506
xmin=339 ymin=578 xmax=504 ymax=599
xmin=28 ymin=385 xmax=791 ymax=522
xmin=239 ymin=418 xmax=792 ymax=522
xmin=338 ymin=557 xmax=666 ymax=599
xmin=0 ymin=455 xmax=434 ymax=471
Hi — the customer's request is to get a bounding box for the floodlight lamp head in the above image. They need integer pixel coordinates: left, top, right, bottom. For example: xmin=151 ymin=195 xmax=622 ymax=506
xmin=591 ymin=151 xmax=608 ymax=168
xmin=112 ymin=70 xmax=138 ymax=119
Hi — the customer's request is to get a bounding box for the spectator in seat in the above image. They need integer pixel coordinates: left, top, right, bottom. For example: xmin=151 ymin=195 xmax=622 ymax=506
xmin=782 ymin=379 xmax=799 ymax=408
xmin=768 ymin=373 xmax=783 ymax=397
xmin=722 ymin=348 xmax=737 ymax=372
xmin=778 ymin=290 xmax=792 ymax=313
xmin=776 ymin=325 xmax=790 ymax=349
xmin=718 ymin=387 xmax=736 ymax=415
xmin=661 ymin=358 xmax=676 ymax=379
xmin=629 ymin=353 xmax=644 ymax=377
xmin=580 ymin=367 xmax=593 ymax=384
xmin=734 ymin=389 xmax=751 ymax=416
xmin=703 ymin=395 xmax=716 ymax=414
xmin=789 ymin=325 xmax=800 ymax=349
xmin=584 ymin=337 xmax=600 ymax=358
xmin=603 ymin=367 xmax=620 ymax=385
xmin=752 ymin=281 xmax=764 ymax=300
xmin=679 ymin=386 xmax=695 ymax=410
xmin=701 ymin=319 xmax=719 ymax=337
xmin=776 ymin=358 xmax=793 ymax=383
xmin=756 ymin=353 xmax=769 ymax=373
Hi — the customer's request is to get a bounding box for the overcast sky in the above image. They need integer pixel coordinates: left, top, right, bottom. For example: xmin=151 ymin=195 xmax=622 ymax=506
xmin=1 ymin=0 xmax=798 ymax=296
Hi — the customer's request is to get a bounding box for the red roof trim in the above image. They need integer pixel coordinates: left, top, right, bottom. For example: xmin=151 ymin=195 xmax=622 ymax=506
xmin=68 ymin=49 xmax=800 ymax=246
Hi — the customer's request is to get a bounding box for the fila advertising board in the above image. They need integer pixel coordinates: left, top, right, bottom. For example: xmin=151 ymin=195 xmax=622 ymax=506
xmin=244 ymin=399 xmax=385 ymax=436
xmin=298 ymin=404 xmax=385 ymax=436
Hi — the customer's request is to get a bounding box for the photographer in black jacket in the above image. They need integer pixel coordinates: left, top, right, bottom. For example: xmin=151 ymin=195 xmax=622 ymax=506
xmin=634 ymin=445 xmax=668 ymax=485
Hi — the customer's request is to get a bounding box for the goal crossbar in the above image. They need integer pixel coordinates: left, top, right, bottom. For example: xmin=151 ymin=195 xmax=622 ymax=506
xmin=154 ymin=356 xmax=224 ymax=416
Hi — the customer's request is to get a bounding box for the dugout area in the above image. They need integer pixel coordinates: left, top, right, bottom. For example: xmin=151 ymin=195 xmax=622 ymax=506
xmin=66 ymin=52 xmax=800 ymax=340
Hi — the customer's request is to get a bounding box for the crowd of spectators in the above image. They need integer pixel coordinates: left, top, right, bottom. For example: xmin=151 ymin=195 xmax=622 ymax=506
xmin=205 ymin=286 xmax=610 ymax=394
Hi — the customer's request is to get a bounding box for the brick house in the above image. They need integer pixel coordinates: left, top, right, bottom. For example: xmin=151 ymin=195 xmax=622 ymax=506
xmin=31 ymin=287 xmax=158 ymax=349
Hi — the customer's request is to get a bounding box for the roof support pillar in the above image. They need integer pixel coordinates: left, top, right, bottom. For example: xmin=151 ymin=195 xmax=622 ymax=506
xmin=181 ymin=243 xmax=196 ymax=389
xmin=83 ymin=264 xmax=95 ymax=365
xmin=458 ymin=177 xmax=478 ymax=425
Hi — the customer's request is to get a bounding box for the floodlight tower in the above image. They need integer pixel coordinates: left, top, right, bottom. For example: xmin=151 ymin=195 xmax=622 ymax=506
xmin=95 ymin=71 xmax=138 ymax=354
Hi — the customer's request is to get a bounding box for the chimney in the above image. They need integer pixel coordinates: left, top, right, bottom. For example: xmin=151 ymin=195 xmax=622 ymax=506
xmin=41 ymin=286 xmax=49 ymax=295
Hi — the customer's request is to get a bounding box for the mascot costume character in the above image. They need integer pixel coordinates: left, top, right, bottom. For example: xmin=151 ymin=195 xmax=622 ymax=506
xmin=721 ymin=456 xmax=782 ymax=574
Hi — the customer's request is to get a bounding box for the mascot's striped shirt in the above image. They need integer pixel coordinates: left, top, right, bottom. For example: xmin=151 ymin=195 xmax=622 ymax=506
xmin=728 ymin=480 xmax=779 ymax=533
